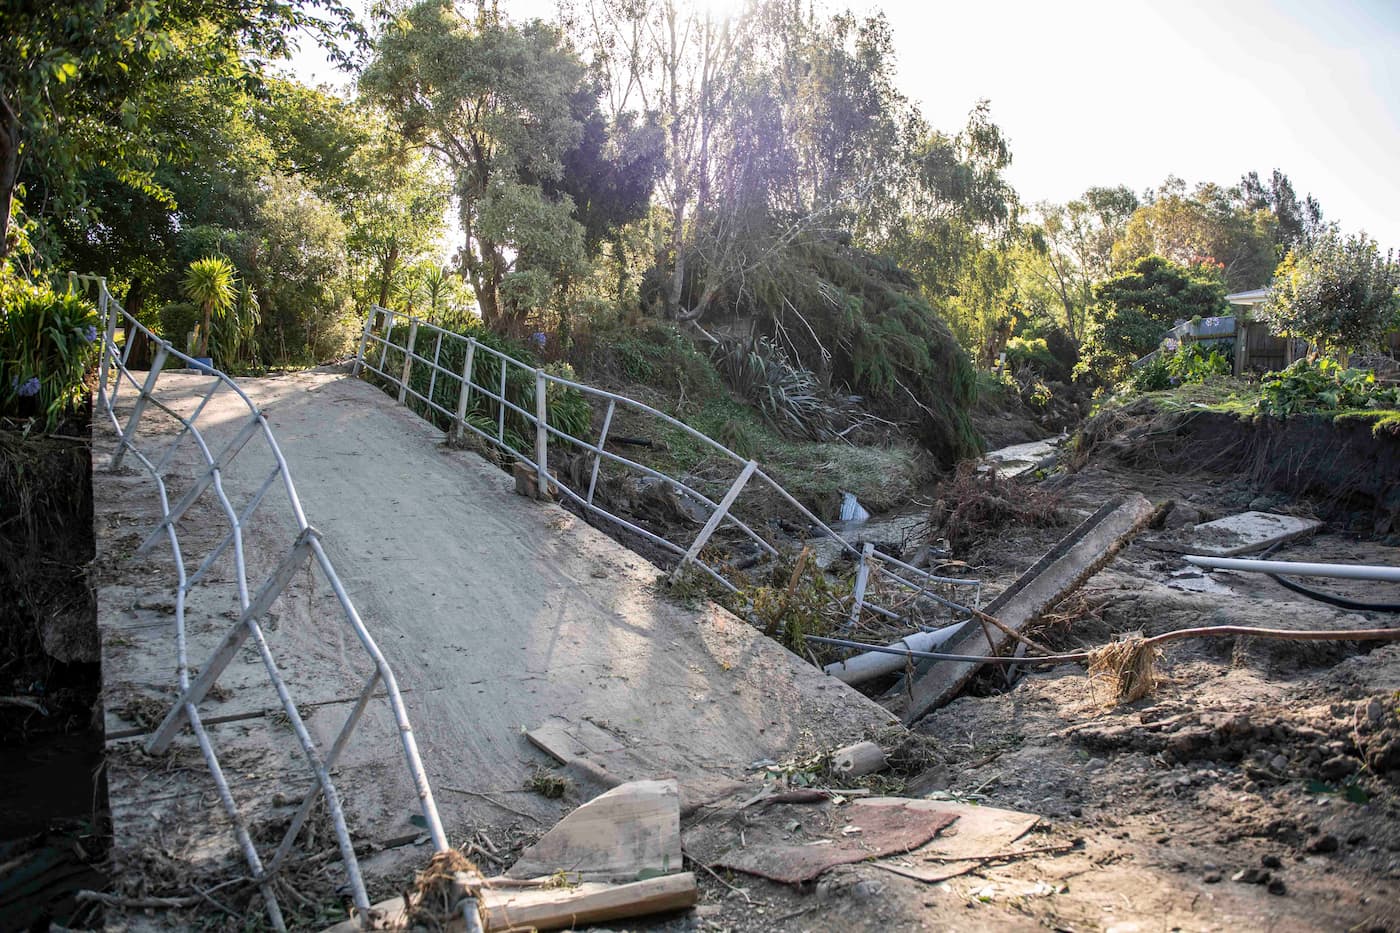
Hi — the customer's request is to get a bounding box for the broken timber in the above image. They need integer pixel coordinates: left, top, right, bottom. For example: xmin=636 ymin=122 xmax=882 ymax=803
xmin=896 ymin=493 xmax=1157 ymax=724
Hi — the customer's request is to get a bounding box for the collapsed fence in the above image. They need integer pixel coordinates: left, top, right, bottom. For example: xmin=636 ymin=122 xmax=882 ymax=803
xmin=78 ymin=275 xmax=448 ymax=931
xmin=354 ymin=306 xmax=982 ymax=647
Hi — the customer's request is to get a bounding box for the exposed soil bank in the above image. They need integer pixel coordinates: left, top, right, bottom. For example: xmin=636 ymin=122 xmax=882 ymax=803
xmin=1078 ymin=404 xmax=1400 ymax=533
xmin=1 ymin=407 xmax=109 ymax=929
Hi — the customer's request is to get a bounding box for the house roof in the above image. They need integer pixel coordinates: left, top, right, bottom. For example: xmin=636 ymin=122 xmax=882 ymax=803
xmin=1226 ymin=288 xmax=1269 ymax=305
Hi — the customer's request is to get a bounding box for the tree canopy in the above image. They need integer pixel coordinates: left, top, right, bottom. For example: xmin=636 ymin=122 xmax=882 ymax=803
xmin=1257 ymin=231 xmax=1400 ymax=359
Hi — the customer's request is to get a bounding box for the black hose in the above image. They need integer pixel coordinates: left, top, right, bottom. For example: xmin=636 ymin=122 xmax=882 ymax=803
xmin=1268 ymin=573 xmax=1400 ymax=613
xmin=1254 ymin=540 xmax=1400 ymax=612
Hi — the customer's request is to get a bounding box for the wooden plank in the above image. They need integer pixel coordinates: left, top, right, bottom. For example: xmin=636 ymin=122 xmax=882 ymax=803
xmin=506 ymin=780 xmax=681 ymax=883
xmin=325 ymin=873 xmax=699 ymax=933
xmin=899 ymin=494 xmax=1156 ymax=723
xmin=483 ymin=872 xmax=697 ymax=931
xmin=862 ymin=797 xmax=1038 ymax=883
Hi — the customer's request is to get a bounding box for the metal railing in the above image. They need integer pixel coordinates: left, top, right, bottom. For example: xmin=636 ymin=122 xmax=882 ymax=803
xmin=78 ymin=275 xmax=447 ymax=930
xmin=354 ymin=306 xmax=981 ymax=635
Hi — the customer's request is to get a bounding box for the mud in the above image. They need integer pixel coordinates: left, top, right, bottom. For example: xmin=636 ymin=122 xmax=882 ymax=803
xmin=1078 ymin=404 xmax=1400 ymax=533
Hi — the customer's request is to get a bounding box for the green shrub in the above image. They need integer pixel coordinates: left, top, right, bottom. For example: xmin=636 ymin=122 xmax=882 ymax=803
xmin=0 ymin=274 xmax=99 ymax=428
xmin=1128 ymin=341 xmax=1232 ymax=393
xmin=159 ymin=302 xmax=200 ymax=351
xmin=1257 ymin=359 xmax=1400 ymax=417
xmin=1004 ymin=336 xmax=1055 ymax=374
xmin=379 ymin=321 xmax=593 ymax=456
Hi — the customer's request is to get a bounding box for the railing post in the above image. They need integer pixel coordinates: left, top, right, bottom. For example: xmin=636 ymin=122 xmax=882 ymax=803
xmin=672 ymin=459 xmax=757 ymax=581
xmin=497 ymin=357 xmax=507 ymax=442
xmin=97 ymin=281 xmax=113 ymax=410
xmin=398 ymin=319 xmax=418 ymax=405
xmin=847 ymin=542 xmax=875 ymax=628
xmin=110 ymin=345 xmax=169 ymax=471
xmin=586 ymin=398 xmax=615 ymax=506
xmin=534 ymin=369 xmax=549 ymax=498
xmin=428 ymin=331 xmax=443 ymax=409
xmin=378 ymin=309 xmax=395 ymax=371
xmin=352 ymin=308 xmax=375 ymax=376
xmin=453 ymin=338 xmax=476 ymax=442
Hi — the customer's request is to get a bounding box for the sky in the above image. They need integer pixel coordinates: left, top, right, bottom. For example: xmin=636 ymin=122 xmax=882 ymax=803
xmin=289 ymin=0 xmax=1400 ymax=256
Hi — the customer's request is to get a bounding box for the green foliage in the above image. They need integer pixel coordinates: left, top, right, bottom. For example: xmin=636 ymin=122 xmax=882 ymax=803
xmin=1129 ymin=341 xmax=1232 ymax=392
xmin=0 ymin=273 xmax=98 ymax=427
xmin=711 ymin=338 xmax=835 ymax=441
xmin=182 ymin=256 xmax=236 ymax=358
xmin=575 ymin=318 xmax=722 ymax=401
xmin=1078 ymin=255 xmax=1227 ymax=385
xmin=379 ymin=321 xmax=591 ymax=455
xmin=2 ymin=0 xmax=365 ymax=260
xmin=698 ymin=234 xmax=980 ymax=466
xmin=1114 ymin=176 xmax=1284 ymax=291
xmin=1004 ymin=336 xmax=1055 ymax=374
xmin=158 ymin=302 xmax=200 ymax=350
xmin=212 ymin=283 xmax=261 ymax=374
xmin=362 ymin=2 xmax=594 ymax=332
xmin=244 ymin=174 xmax=357 ymax=365
xmin=1257 ymin=359 xmax=1400 ymax=418
xmin=1255 ymin=231 xmax=1400 ymax=358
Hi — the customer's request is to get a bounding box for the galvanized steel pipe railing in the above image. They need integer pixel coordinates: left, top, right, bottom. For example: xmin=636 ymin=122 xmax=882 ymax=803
xmin=354 ymin=305 xmax=983 ymax=634
xmin=78 ymin=275 xmax=447 ymax=931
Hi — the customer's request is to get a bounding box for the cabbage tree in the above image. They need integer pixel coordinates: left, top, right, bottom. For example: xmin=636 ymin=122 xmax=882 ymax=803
xmin=182 ymin=256 xmax=237 ymax=359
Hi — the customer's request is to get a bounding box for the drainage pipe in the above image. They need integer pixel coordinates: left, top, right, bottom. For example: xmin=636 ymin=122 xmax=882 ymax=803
xmin=821 ymin=622 xmax=967 ymax=684
xmin=1184 ymin=555 xmax=1400 ymax=583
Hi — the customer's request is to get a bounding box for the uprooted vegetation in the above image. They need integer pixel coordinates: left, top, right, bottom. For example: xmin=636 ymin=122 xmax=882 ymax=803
xmin=925 ymin=462 xmax=1068 ymax=552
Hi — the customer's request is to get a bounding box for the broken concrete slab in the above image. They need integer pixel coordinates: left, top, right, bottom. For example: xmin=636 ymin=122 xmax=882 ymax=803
xmin=979 ymin=435 xmax=1067 ymax=479
xmin=1147 ymin=510 xmax=1322 ymax=557
xmin=506 ymin=780 xmax=681 ymax=883
xmin=895 ymin=494 xmax=1158 ymax=724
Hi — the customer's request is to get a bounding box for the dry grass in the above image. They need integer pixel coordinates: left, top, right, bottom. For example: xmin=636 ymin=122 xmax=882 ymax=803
xmin=398 ymin=849 xmax=482 ymax=931
xmin=926 ymin=462 xmax=1066 ymax=552
xmin=1087 ymin=634 xmax=1161 ymax=705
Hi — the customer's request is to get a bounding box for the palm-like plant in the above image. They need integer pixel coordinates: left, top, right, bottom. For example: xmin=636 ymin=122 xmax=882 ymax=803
xmin=182 ymin=257 xmax=237 ymax=359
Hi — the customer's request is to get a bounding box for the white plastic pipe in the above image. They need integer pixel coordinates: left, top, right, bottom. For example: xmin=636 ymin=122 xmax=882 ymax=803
xmin=822 ymin=622 xmax=966 ymax=684
xmin=1185 ymin=555 xmax=1400 ymax=582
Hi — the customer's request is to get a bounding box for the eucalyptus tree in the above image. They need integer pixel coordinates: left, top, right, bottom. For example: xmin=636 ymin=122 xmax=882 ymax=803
xmin=362 ymin=1 xmax=590 ymax=333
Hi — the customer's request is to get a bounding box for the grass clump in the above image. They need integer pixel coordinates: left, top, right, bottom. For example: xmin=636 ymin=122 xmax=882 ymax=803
xmin=1087 ymin=634 xmax=1161 ymax=705
xmin=526 ymin=767 xmax=570 ymax=800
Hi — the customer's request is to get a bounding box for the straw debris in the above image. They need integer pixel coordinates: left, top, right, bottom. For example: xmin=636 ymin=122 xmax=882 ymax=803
xmin=395 ymin=848 xmax=483 ymax=932
xmin=1087 ymin=634 xmax=1161 ymax=705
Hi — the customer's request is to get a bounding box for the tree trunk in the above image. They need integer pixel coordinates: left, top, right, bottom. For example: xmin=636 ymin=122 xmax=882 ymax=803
xmin=377 ymin=241 xmax=400 ymax=308
xmin=124 ymin=278 xmax=153 ymax=370
xmin=0 ymin=99 xmax=21 ymax=260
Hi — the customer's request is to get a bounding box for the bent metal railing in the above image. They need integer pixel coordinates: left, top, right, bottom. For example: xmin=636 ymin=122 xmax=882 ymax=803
xmin=354 ymin=305 xmax=981 ymax=637
xmin=78 ymin=275 xmax=447 ymax=930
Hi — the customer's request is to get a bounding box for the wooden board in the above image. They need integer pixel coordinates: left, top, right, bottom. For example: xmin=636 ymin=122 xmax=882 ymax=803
xmin=323 ymin=872 xmax=699 ymax=932
xmin=505 ymin=780 xmax=682 ymax=883
xmin=713 ymin=803 xmax=956 ymax=883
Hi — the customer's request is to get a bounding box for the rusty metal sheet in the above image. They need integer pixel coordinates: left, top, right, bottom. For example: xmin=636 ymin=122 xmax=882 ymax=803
xmin=713 ymin=803 xmax=957 ymax=884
